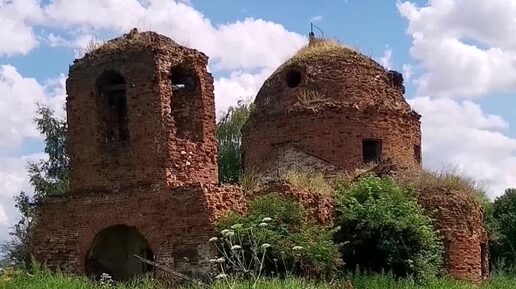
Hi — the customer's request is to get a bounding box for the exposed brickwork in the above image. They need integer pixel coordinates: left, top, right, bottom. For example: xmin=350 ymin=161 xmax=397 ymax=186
xmin=33 ymin=29 xmax=245 ymax=281
xmin=418 ymin=188 xmax=488 ymax=282
xmin=251 ymin=181 xmax=335 ymax=225
xmin=66 ymin=29 xmax=218 ymax=194
xmin=241 ymin=39 xmax=488 ymax=282
xmin=33 ymin=32 xmax=487 ymax=283
xmin=242 ymin=41 xmax=422 ymax=179
xmin=33 ymin=183 xmax=245 ymax=279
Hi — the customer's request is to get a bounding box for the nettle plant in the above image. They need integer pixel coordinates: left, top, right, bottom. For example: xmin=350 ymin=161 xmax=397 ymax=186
xmin=209 ymin=195 xmax=340 ymax=287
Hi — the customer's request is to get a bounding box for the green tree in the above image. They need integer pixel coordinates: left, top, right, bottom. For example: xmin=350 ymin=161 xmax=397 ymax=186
xmin=216 ymin=101 xmax=253 ymax=184
xmin=491 ymin=188 xmax=516 ymax=270
xmin=334 ymin=175 xmax=444 ymax=280
xmin=0 ymin=104 xmax=69 ymax=268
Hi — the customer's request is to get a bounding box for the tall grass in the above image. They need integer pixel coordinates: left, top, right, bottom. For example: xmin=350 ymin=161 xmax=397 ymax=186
xmin=283 ymin=169 xmax=333 ymax=195
xmin=0 ymin=269 xmax=163 ymax=289
xmin=4 ymin=270 xmax=516 ymax=289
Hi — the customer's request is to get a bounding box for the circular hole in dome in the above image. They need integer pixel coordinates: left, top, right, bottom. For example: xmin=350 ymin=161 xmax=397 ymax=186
xmin=286 ymin=70 xmax=302 ymax=88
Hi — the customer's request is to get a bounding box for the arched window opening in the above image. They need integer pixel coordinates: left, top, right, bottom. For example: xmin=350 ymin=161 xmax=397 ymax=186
xmin=85 ymin=225 xmax=154 ymax=281
xmin=286 ymin=69 xmax=302 ymax=88
xmin=96 ymin=71 xmax=129 ymax=145
xmin=170 ymin=65 xmax=203 ymax=141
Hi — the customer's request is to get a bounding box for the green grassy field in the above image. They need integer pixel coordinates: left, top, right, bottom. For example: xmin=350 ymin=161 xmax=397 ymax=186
xmin=4 ymin=270 xmax=516 ymax=289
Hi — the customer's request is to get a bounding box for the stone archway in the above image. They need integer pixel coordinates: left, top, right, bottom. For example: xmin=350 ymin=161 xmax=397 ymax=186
xmin=85 ymin=225 xmax=155 ymax=281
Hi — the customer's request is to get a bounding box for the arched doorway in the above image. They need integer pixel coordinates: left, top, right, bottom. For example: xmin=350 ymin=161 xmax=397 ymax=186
xmin=85 ymin=225 xmax=154 ymax=281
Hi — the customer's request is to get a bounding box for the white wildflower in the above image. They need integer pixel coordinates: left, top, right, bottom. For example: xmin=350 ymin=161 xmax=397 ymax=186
xmin=225 ymin=231 xmax=235 ymax=237
xmin=258 ymin=222 xmax=268 ymax=227
xmin=231 ymin=245 xmax=242 ymax=250
xmin=209 ymin=237 xmax=218 ymax=242
xmin=261 ymin=243 xmax=271 ymax=250
xmin=215 ymin=273 xmax=228 ymax=279
xmin=221 ymin=229 xmax=230 ymax=235
xmin=292 ymin=246 xmax=304 ymax=251
xmin=216 ymin=257 xmax=226 ymax=263
xmin=209 ymin=259 xmax=218 ymax=263
xmin=262 ymin=217 xmax=272 ymax=222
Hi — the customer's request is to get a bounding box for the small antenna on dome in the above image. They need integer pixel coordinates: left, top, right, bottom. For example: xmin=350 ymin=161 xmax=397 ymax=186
xmin=309 ymin=22 xmax=324 ymax=41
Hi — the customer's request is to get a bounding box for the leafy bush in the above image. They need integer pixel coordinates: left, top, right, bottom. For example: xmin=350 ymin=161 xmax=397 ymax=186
xmin=491 ymin=188 xmax=516 ymax=272
xmin=334 ymin=175 xmax=444 ymax=280
xmin=214 ymin=195 xmax=341 ymax=280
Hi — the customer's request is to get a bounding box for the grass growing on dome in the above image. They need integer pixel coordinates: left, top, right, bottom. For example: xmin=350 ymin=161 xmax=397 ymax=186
xmin=270 ymin=37 xmax=382 ymax=80
xmin=281 ymin=37 xmax=373 ymax=68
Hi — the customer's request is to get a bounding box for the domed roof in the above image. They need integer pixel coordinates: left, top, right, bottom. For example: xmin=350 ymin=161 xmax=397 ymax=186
xmin=72 ymin=29 xmax=201 ymax=68
xmin=253 ymin=38 xmax=414 ymax=115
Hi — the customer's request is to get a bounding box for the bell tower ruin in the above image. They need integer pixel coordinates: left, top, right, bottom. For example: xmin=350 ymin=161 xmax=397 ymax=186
xmin=32 ymin=29 xmax=245 ymax=281
xmin=66 ymin=29 xmax=218 ymax=194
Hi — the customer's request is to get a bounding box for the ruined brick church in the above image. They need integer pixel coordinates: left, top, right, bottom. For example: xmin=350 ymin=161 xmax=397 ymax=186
xmin=32 ymin=30 xmax=488 ymax=283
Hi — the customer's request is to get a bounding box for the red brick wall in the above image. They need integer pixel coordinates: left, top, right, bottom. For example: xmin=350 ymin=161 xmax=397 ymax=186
xmin=33 ymin=31 xmax=238 ymax=279
xmin=242 ymin=47 xmax=421 ymax=179
xmin=243 ymin=107 xmax=421 ymax=177
xmin=418 ymin=189 xmax=488 ymax=282
xmin=66 ymin=31 xmax=218 ymax=195
xmin=252 ymin=182 xmax=335 ymax=225
xmin=32 ymin=183 xmax=246 ymax=277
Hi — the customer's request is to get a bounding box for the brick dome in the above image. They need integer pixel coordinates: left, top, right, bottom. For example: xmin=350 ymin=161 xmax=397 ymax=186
xmin=253 ymin=38 xmax=413 ymax=114
xmin=242 ymin=38 xmax=422 ymax=179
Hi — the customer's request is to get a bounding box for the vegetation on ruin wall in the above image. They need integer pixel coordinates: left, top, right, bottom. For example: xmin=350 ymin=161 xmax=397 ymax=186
xmin=6 ymin=102 xmax=516 ymax=288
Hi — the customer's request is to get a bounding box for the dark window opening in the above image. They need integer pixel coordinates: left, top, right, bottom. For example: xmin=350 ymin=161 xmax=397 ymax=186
xmin=286 ymin=70 xmax=302 ymax=88
xmin=171 ymin=66 xmax=196 ymax=91
xmin=363 ymin=139 xmax=382 ymax=164
xmin=85 ymin=225 xmax=154 ymax=281
xmin=414 ymin=145 xmax=422 ymax=164
xmin=170 ymin=64 xmax=203 ymax=142
xmin=96 ymin=70 xmax=129 ymax=145
xmin=481 ymin=242 xmax=488 ymax=278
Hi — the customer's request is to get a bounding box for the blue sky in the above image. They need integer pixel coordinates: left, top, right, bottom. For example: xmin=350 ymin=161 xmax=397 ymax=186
xmin=1 ymin=0 xmax=516 ymax=242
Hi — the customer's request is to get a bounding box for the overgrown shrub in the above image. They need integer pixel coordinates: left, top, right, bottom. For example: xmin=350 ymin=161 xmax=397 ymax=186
xmin=214 ymin=195 xmax=341 ymax=280
xmin=491 ymin=188 xmax=516 ymax=272
xmin=334 ymin=175 xmax=444 ymax=280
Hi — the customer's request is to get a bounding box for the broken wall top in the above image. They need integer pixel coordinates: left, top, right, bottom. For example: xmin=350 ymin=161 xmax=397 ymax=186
xmin=71 ymin=29 xmax=209 ymax=71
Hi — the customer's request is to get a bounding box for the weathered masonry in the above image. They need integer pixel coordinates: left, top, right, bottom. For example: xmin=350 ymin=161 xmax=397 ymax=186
xmin=241 ymin=38 xmax=422 ymax=181
xmin=32 ymin=30 xmax=488 ymax=283
xmin=32 ymin=29 xmax=245 ymax=281
xmin=241 ymin=38 xmax=488 ymax=282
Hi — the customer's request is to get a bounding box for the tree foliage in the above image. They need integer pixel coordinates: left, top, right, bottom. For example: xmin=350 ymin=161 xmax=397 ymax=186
xmin=334 ymin=175 xmax=444 ymax=280
xmin=491 ymin=188 xmax=516 ymax=269
xmin=1 ymin=104 xmax=69 ymax=268
xmin=216 ymin=101 xmax=253 ymax=184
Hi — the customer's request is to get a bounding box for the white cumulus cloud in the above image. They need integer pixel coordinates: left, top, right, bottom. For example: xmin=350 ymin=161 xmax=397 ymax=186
xmin=399 ymin=0 xmax=516 ymax=99
xmin=410 ymin=97 xmax=516 ymax=197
